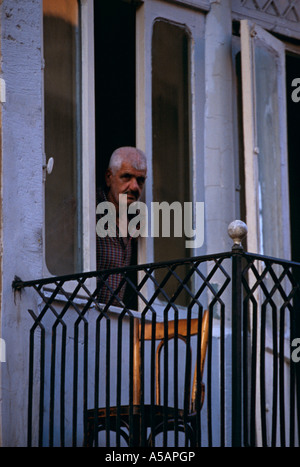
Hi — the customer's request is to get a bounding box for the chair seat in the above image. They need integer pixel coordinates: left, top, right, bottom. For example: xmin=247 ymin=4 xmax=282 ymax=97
xmin=86 ymin=405 xmax=192 ymax=447
xmin=87 ymin=404 xmax=189 ymax=422
xmin=86 ymin=394 xmax=204 ymax=447
xmin=87 ymin=380 xmax=204 ymax=425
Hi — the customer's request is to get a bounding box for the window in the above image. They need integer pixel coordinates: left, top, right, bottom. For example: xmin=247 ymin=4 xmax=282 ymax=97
xmin=43 ymin=0 xmax=206 ymax=304
xmin=43 ymin=0 xmax=95 ymax=278
xmin=152 ymin=20 xmax=191 ymax=264
xmin=152 ymin=20 xmax=192 ymax=304
xmin=44 ymin=0 xmax=82 ymax=275
xmin=239 ymin=20 xmax=290 ymax=260
xmin=136 ymin=1 xmax=206 ymax=309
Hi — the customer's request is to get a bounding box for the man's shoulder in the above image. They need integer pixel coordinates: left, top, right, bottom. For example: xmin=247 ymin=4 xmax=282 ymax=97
xmin=96 ymin=187 xmax=107 ymax=204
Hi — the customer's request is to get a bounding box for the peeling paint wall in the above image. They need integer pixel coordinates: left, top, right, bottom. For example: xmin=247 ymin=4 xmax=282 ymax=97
xmin=204 ymin=0 xmax=237 ymax=255
xmin=0 ymin=0 xmax=44 ymax=446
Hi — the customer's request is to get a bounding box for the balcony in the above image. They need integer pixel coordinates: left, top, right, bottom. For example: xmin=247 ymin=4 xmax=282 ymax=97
xmin=12 ymin=223 xmax=300 ymax=447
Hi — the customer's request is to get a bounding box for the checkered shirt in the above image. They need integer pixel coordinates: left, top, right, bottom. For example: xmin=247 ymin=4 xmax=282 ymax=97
xmin=96 ymin=188 xmax=135 ymax=306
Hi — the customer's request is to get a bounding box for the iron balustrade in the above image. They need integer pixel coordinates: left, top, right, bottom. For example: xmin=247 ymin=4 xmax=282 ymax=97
xmin=12 ymin=244 xmax=300 ymax=447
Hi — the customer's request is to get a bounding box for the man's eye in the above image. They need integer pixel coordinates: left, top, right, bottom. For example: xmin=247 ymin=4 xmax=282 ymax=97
xmin=121 ymin=174 xmax=131 ymax=180
xmin=137 ymin=177 xmax=145 ymax=186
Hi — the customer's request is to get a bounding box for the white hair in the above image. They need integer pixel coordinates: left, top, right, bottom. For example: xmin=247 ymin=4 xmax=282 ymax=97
xmin=108 ymin=147 xmax=147 ymax=174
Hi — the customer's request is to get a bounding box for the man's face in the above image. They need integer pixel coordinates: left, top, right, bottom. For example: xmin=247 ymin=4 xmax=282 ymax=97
xmin=105 ymin=160 xmax=147 ymax=211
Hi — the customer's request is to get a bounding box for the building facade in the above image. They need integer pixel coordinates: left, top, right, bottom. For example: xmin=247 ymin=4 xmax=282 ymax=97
xmin=0 ymin=0 xmax=299 ymax=446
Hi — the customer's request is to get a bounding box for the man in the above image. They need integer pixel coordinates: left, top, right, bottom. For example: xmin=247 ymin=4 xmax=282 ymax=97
xmin=96 ymin=146 xmax=147 ymax=306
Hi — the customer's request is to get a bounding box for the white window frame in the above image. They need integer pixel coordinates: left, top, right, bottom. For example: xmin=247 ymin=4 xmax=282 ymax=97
xmin=240 ymin=19 xmax=291 ymax=260
xmin=42 ymin=0 xmax=96 ymax=295
xmin=81 ymin=0 xmax=96 ymax=276
xmin=136 ymin=0 xmax=206 ymax=315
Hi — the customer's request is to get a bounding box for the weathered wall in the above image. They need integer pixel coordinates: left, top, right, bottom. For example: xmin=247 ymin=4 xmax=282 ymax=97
xmin=204 ymin=0 xmax=237 ymax=255
xmin=0 ymin=0 xmax=44 ymax=446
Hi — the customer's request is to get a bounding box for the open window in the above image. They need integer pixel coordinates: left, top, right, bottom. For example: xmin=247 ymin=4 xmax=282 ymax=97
xmin=43 ymin=0 xmax=96 ymax=283
xmin=43 ymin=0 xmax=83 ymax=276
xmin=240 ymin=20 xmax=290 ymax=260
xmin=136 ymin=0 xmax=206 ymax=311
xmin=151 ymin=19 xmax=192 ymax=306
xmin=43 ymin=0 xmax=206 ymax=308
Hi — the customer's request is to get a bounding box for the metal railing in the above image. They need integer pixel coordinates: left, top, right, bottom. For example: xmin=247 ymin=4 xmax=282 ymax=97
xmin=12 ymin=222 xmax=300 ymax=447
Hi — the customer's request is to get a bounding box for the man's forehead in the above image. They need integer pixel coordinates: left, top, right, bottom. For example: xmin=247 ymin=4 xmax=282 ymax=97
xmin=118 ymin=161 xmax=147 ymax=175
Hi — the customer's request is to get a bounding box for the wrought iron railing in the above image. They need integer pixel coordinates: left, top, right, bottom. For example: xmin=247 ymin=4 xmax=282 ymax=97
xmin=12 ymin=223 xmax=300 ymax=447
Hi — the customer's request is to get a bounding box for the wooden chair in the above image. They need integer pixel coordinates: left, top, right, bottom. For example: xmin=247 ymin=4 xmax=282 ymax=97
xmin=85 ymin=310 xmax=209 ymax=447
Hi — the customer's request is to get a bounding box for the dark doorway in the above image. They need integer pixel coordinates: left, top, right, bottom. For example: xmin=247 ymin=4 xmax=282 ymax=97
xmin=286 ymin=54 xmax=300 ymax=266
xmin=94 ymin=0 xmax=137 ymax=308
xmin=94 ymin=0 xmax=136 ymax=188
xmin=286 ymin=52 xmax=300 ymax=433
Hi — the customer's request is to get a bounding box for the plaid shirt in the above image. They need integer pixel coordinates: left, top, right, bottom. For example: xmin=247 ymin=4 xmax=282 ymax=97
xmin=96 ymin=188 xmax=136 ymax=306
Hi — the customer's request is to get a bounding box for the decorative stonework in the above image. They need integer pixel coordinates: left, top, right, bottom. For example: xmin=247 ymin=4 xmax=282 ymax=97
xmin=241 ymin=0 xmax=299 ymax=22
xmin=232 ymin=0 xmax=300 ymax=39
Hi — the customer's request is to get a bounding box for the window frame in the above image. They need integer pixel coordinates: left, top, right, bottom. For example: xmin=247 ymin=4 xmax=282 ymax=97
xmin=240 ymin=19 xmax=291 ymax=260
xmin=136 ymin=0 xmax=206 ymax=314
xmin=42 ymin=0 xmax=207 ymax=306
xmin=42 ymin=0 xmax=96 ymax=294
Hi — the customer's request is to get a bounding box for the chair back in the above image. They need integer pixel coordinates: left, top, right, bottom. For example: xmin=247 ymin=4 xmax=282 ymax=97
xmin=133 ymin=310 xmax=209 ymax=411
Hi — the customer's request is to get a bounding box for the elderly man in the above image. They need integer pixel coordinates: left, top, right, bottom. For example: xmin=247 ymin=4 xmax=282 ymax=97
xmin=96 ymin=146 xmax=147 ymax=306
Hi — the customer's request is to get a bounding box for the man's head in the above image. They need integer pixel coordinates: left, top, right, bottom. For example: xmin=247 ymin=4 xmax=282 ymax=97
xmin=105 ymin=147 xmax=147 ymax=211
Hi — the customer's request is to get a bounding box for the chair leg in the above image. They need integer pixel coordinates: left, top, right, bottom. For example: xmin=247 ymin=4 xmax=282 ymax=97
xmin=85 ymin=420 xmax=95 ymax=447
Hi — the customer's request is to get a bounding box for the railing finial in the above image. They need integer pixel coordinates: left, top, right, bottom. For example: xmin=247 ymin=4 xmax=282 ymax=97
xmin=228 ymin=220 xmax=248 ymax=250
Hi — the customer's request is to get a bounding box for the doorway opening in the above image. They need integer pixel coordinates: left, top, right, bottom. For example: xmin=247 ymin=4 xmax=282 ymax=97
xmin=94 ymin=0 xmax=136 ymax=189
xmin=286 ymin=54 xmax=300 ymax=265
xmin=94 ymin=0 xmax=137 ymax=308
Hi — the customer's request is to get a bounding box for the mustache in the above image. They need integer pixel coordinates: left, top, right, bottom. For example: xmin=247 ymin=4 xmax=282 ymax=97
xmin=124 ymin=190 xmax=138 ymax=199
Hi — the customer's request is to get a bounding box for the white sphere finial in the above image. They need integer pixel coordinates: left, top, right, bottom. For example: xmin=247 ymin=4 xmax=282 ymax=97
xmin=228 ymin=220 xmax=248 ymax=249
